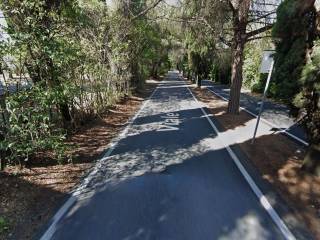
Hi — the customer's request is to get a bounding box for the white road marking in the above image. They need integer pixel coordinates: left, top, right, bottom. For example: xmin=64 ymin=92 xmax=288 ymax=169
xmin=41 ymin=75 xmax=296 ymax=240
xmin=157 ymin=112 xmax=181 ymax=132
xmin=40 ymin=82 xmax=161 ymax=240
xmin=205 ymin=86 xmax=309 ymax=146
xmin=186 ymin=80 xmax=296 ymax=240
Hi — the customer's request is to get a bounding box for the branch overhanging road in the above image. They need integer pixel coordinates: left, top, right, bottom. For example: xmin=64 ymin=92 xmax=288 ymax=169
xmin=40 ymin=72 xmax=297 ymax=240
xmin=202 ymin=80 xmax=308 ymax=146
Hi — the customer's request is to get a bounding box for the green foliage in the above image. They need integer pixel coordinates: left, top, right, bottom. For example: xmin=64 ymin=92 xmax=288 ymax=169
xmin=271 ymin=0 xmax=319 ymax=148
xmin=0 ymin=0 xmax=169 ymax=168
xmin=178 ymin=0 xmax=231 ymax=82
xmin=271 ymin=0 xmax=313 ymax=104
xmin=251 ymin=74 xmax=268 ymax=93
xmin=211 ymin=50 xmax=232 ymax=85
xmin=243 ymin=38 xmax=272 ymax=91
xmin=0 ymin=86 xmax=69 ymax=165
xmin=0 ymin=217 xmax=9 ymax=233
xmin=293 ymin=40 xmax=320 ymax=144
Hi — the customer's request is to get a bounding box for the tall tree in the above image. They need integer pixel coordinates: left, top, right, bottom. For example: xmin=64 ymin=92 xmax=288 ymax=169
xmin=0 ymin=0 xmax=80 ymax=123
xmin=274 ymin=0 xmax=320 ymax=174
xmin=271 ymin=0 xmax=316 ymax=107
xmin=227 ymin=0 xmax=251 ymax=114
xmin=226 ymin=0 xmax=277 ymax=113
xmin=177 ymin=0 xmax=279 ymax=114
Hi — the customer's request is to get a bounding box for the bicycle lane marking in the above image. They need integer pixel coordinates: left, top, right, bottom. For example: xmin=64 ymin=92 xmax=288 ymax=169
xmin=40 ymin=80 xmax=161 ymax=240
xmin=185 ymin=80 xmax=296 ymax=240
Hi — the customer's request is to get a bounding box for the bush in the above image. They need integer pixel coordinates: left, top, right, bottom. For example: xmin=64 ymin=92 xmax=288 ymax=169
xmin=0 ymin=0 xmax=170 ymax=168
xmin=211 ymin=50 xmax=232 ymax=85
xmin=251 ymin=73 xmax=268 ymax=93
xmin=271 ymin=0 xmax=315 ymax=103
xmin=0 ymin=86 xmax=69 ymax=166
xmin=293 ymin=40 xmax=320 ymax=144
xmin=243 ymin=37 xmax=272 ymax=90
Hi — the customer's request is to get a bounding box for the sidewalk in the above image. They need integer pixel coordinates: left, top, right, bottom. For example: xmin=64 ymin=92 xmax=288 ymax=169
xmin=202 ymin=80 xmax=308 ymax=146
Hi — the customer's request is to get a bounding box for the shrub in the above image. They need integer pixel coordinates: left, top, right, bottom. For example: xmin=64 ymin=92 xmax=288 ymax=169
xmin=294 ymin=40 xmax=320 ymax=144
xmin=0 ymin=86 xmax=69 ymax=166
xmin=271 ymin=0 xmax=315 ymax=103
xmin=252 ymin=74 xmax=268 ymax=94
xmin=243 ymin=37 xmax=272 ymax=91
xmin=0 ymin=217 xmax=9 ymax=234
xmin=211 ymin=50 xmax=232 ymax=85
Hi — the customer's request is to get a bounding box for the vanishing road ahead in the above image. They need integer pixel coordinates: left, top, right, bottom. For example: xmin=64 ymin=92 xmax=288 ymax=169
xmin=40 ymin=72 xmax=295 ymax=240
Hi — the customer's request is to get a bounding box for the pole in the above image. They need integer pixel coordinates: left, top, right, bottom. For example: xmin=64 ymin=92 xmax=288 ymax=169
xmin=251 ymin=60 xmax=274 ymax=144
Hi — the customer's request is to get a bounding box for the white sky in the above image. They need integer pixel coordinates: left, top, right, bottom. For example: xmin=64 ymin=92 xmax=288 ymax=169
xmin=165 ymin=0 xmax=181 ymax=6
xmin=0 ymin=11 xmax=8 ymax=40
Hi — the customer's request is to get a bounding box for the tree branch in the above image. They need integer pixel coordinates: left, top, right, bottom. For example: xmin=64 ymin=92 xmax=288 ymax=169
xmin=131 ymin=0 xmax=164 ymax=20
xmin=247 ymin=11 xmax=276 ymax=24
xmin=246 ymin=24 xmax=273 ymax=38
xmin=247 ymin=35 xmax=272 ymax=42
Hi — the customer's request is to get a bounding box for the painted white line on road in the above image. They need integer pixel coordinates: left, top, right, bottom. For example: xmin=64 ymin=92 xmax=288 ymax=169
xmin=186 ymin=82 xmax=296 ymax=240
xmin=206 ymin=87 xmax=309 ymax=146
xmin=40 ymin=82 xmax=161 ymax=240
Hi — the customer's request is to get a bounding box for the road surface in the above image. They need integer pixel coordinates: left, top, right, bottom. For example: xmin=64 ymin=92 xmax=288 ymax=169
xmin=40 ymin=72 xmax=294 ymax=240
xmin=202 ymin=80 xmax=308 ymax=146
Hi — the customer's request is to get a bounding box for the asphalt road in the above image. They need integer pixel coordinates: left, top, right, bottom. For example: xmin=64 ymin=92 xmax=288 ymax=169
xmin=202 ymin=80 xmax=308 ymax=145
xmin=40 ymin=72 xmax=292 ymax=240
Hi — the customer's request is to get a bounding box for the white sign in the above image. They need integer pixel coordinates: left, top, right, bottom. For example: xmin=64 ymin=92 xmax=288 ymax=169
xmin=260 ymin=50 xmax=275 ymax=74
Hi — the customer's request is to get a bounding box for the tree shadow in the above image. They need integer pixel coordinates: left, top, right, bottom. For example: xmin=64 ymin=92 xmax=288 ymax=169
xmin=230 ymin=133 xmax=319 ymax=239
xmin=48 ymin=149 xmax=286 ymax=240
xmin=202 ymin=80 xmax=308 ymax=142
xmin=13 ymin=76 xmax=314 ymax=239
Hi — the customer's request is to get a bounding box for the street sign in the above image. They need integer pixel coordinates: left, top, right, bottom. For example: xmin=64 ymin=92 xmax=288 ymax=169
xmin=260 ymin=50 xmax=275 ymax=74
xmin=252 ymin=50 xmax=275 ymax=144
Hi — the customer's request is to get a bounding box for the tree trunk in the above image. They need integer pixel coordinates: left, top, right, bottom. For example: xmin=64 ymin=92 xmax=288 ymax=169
xmin=59 ymin=103 xmax=72 ymax=123
xmin=228 ymin=26 xmax=246 ymax=114
xmin=46 ymin=56 xmax=73 ymax=124
xmin=227 ymin=0 xmax=250 ymax=114
xmin=196 ymin=74 xmax=201 ymax=87
xmin=302 ymin=144 xmax=320 ymax=176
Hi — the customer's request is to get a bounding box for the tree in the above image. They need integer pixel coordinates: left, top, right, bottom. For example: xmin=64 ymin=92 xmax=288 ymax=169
xmin=295 ymin=40 xmax=320 ymax=175
xmin=227 ymin=0 xmax=251 ymax=114
xmin=272 ymin=0 xmax=320 ymax=175
xmin=0 ymin=0 xmax=82 ymax=124
xmin=177 ymin=0 xmax=230 ymax=85
xmin=0 ymin=0 xmax=170 ymax=167
xmin=175 ymin=0 xmax=279 ymax=114
xmin=271 ymin=0 xmax=316 ymax=108
xmin=226 ymin=0 xmax=277 ymax=114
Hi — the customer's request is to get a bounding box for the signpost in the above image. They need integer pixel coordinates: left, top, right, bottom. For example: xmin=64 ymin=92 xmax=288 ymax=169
xmin=251 ymin=50 xmax=275 ymax=144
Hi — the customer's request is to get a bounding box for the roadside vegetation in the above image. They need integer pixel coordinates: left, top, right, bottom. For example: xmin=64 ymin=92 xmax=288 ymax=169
xmin=0 ymin=0 xmax=171 ymax=169
xmin=174 ymin=0 xmax=320 ymax=174
xmin=0 ymin=0 xmax=320 ymax=239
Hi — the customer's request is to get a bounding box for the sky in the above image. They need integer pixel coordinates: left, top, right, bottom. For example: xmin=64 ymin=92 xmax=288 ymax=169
xmin=0 ymin=11 xmax=8 ymax=41
xmin=165 ymin=0 xmax=181 ymax=6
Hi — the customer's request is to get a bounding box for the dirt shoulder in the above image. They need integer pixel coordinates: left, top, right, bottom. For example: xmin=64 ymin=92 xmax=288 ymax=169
xmin=191 ymin=84 xmax=320 ymax=239
xmin=0 ymin=79 xmax=160 ymax=240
